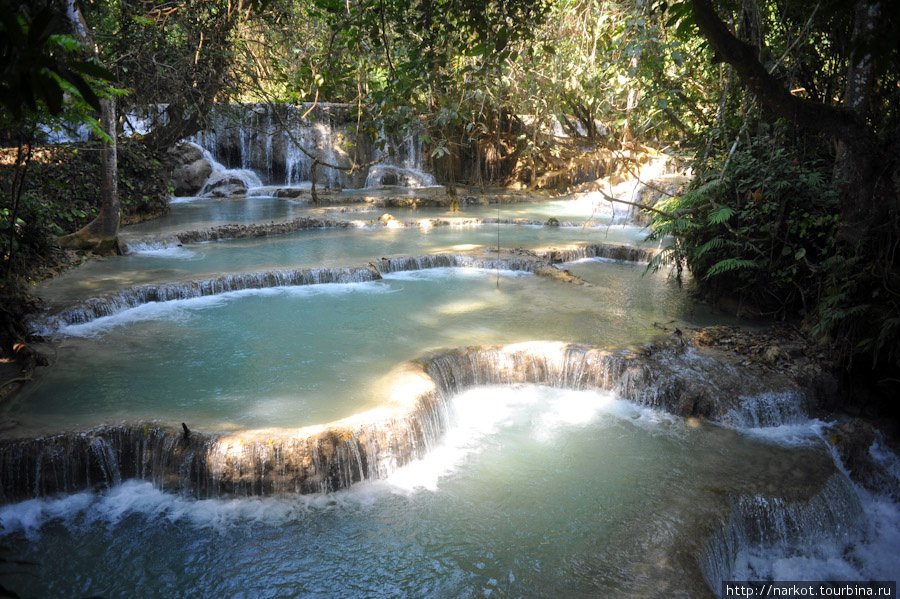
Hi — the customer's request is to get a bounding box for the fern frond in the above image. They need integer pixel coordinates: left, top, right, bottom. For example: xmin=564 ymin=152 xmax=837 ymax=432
xmin=703 ymin=258 xmax=758 ymax=279
xmin=708 ymin=205 xmax=734 ymax=225
xmin=696 ymin=237 xmax=725 ymax=257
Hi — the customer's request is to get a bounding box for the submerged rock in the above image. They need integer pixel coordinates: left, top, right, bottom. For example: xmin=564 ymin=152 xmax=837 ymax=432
xmin=0 ymin=339 xmax=822 ymax=503
xmin=689 ymin=324 xmax=841 ymax=410
xmin=534 ymin=265 xmax=591 ymax=286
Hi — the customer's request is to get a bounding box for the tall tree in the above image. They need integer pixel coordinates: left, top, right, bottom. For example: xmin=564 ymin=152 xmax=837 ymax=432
xmin=688 ymin=0 xmax=898 ymax=244
xmin=56 ymin=0 xmax=120 ymax=254
xmin=649 ymin=0 xmax=900 ymax=374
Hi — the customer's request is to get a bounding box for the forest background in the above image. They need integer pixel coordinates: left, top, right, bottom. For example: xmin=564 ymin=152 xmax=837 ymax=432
xmin=1 ymin=0 xmax=898 ymax=414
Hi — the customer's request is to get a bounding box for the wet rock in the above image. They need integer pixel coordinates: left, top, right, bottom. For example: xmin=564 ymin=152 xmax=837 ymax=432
xmin=689 ymin=325 xmax=839 ymax=409
xmin=200 ymin=174 xmax=251 ymax=198
xmin=677 ymin=390 xmax=696 ymax=416
xmin=169 ymin=217 xmax=351 ymax=243
xmin=275 ymin=188 xmax=306 ymax=199
xmin=534 ymin=265 xmax=591 ymax=286
xmin=825 ymin=419 xmax=899 ymax=497
xmin=167 ymin=142 xmax=212 ymax=196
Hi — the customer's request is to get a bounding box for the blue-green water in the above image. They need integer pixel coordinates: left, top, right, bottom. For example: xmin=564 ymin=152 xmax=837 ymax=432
xmin=2 ymin=191 xmax=896 ymax=599
xmin=0 ymin=387 xmax=852 ymax=599
xmin=12 ymin=263 xmax=702 ymax=433
xmin=44 ymin=220 xmax=651 ymax=305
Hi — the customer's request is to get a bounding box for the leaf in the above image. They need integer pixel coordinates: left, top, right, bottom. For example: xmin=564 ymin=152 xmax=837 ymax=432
xmin=696 ymin=237 xmax=724 ymax=256
xmin=704 ymin=258 xmax=758 ymax=279
xmin=707 ymin=205 xmax=734 ymax=225
xmin=35 ymin=72 xmax=64 ymax=115
xmin=465 ymin=43 xmax=488 ymax=56
xmin=69 ymin=60 xmax=117 ymax=82
xmin=62 ymin=70 xmax=102 ymax=112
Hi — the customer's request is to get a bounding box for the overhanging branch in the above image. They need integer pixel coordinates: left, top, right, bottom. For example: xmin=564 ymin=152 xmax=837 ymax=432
xmin=690 ymin=0 xmax=874 ymax=148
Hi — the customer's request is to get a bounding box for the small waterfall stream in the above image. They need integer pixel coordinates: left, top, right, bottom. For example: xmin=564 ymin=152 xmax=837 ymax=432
xmin=30 ymin=243 xmax=658 ymax=334
xmin=189 ymin=104 xmax=436 ymax=189
xmin=0 ymin=342 xmax=851 ymax=499
xmin=3 ymin=144 xmax=897 ymax=596
xmin=195 ymin=145 xmax=263 ymax=197
xmin=2 ymin=341 xmax=891 ymax=596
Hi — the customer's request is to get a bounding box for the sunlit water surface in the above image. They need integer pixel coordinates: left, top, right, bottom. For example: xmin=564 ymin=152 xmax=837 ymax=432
xmin=4 ymin=193 xmax=898 ymax=598
xmin=124 ymin=195 xmax=314 ymax=237
xmin=2 ymin=386 xmax=873 ymax=599
xmin=9 ymin=264 xmax=718 ymax=434
xmin=43 ymin=221 xmax=651 ymax=305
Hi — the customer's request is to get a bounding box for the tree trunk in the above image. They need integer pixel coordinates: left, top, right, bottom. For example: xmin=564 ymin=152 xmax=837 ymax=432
xmin=690 ymin=0 xmax=895 ymax=245
xmin=57 ymin=0 xmax=121 ymax=255
xmin=833 ymin=0 xmax=883 ymax=244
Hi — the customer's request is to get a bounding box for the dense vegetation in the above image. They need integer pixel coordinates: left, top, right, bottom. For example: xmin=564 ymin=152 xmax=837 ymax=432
xmin=1 ymin=0 xmax=898 ymax=408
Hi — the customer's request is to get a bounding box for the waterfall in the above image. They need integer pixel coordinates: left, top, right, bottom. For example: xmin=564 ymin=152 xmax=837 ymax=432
xmin=735 ymin=475 xmax=862 ymax=547
xmin=282 ymin=122 xmax=345 ymax=188
xmin=541 ymin=243 xmax=660 ymax=264
xmin=365 ymin=165 xmax=438 ymax=188
xmin=0 ymin=340 xmax=885 ymax=596
xmin=189 ymin=103 xmax=382 ymax=189
xmin=700 ymin=474 xmax=864 ymax=591
xmin=365 ymin=128 xmax=438 ymax=188
xmin=32 ymin=265 xmax=381 ymax=334
xmin=377 ymin=253 xmax=537 ymax=274
xmin=719 ymin=391 xmax=809 ymax=428
xmin=0 ymin=340 xmax=817 ymax=503
xmin=0 ymin=364 xmax=446 ymax=501
xmin=195 ymin=145 xmax=263 ymax=197
xmin=37 ymin=244 xmax=656 ymax=333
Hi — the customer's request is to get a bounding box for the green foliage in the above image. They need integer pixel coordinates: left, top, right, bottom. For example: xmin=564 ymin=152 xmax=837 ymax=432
xmin=0 ymin=0 xmax=115 ymax=120
xmin=648 ymin=0 xmax=900 ymax=376
xmin=0 ymin=141 xmax=169 ymax=278
xmin=648 ymin=130 xmax=841 ymax=319
xmin=82 ymin=0 xmax=266 ymax=151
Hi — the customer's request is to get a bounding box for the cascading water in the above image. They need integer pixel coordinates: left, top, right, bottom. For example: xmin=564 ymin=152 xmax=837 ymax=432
xmin=189 ymin=104 xmax=390 ymax=189
xmin=2 ymin=185 xmax=897 ymax=598
xmin=4 ymin=381 xmax=894 ymax=598
xmin=365 ymin=129 xmax=438 ymax=188
xmin=281 ymin=122 xmax=346 ymax=188
xmin=194 ymin=145 xmax=263 ymax=197
xmin=0 ymin=341 xmax=860 ymax=501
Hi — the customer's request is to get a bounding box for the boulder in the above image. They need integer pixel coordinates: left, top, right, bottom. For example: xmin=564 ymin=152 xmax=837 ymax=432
xmin=172 ymin=159 xmax=213 ymax=196
xmin=825 ymin=419 xmax=899 ymax=497
xmin=168 ymin=142 xmax=212 ymax=196
xmin=199 ymin=174 xmax=249 ymax=198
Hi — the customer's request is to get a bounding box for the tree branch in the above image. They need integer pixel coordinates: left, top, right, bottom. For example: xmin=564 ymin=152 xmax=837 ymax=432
xmin=690 ymin=0 xmax=874 ymax=148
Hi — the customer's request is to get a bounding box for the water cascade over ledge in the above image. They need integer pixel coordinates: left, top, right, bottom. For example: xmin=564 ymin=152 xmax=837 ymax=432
xmin=1 ymin=339 xmax=867 ymax=596
xmin=31 ymin=243 xmax=659 ymax=334
xmin=0 ymin=340 xmax=816 ymax=503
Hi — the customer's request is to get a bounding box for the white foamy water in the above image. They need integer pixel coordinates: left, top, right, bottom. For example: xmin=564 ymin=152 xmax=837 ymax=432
xmin=58 ymin=280 xmax=394 ymax=337
xmin=4 ymin=386 xmax=890 ymax=599
xmin=725 ymin=414 xmax=900 ymax=585
xmin=387 ymin=386 xmax=687 ymax=494
xmin=731 ymin=463 xmax=900 ymax=584
xmin=124 ymin=242 xmax=198 ymax=259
